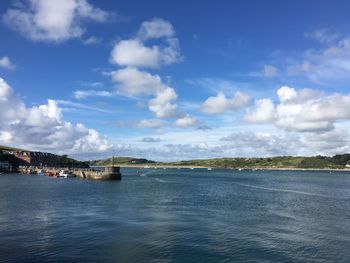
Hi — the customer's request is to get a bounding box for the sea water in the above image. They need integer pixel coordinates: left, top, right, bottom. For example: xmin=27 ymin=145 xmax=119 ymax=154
xmin=0 ymin=169 xmax=349 ymax=262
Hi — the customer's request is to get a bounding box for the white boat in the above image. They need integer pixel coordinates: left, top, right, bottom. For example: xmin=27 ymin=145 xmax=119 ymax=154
xmin=207 ymin=168 xmax=212 ymax=171
xmin=59 ymin=170 xmax=75 ymax=178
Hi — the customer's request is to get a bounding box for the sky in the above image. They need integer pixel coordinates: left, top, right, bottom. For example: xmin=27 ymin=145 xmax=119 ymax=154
xmin=1 ymin=0 xmax=350 ymax=161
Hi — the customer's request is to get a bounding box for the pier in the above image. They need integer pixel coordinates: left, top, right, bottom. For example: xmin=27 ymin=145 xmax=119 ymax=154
xmin=20 ymin=166 xmax=122 ymax=180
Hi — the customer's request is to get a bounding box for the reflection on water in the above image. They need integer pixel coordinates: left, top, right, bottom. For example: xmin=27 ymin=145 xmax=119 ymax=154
xmin=0 ymin=169 xmax=350 ymax=262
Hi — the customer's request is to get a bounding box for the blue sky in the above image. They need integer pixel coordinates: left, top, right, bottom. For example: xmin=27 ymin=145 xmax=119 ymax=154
xmin=1 ymin=0 xmax=350 ymax=161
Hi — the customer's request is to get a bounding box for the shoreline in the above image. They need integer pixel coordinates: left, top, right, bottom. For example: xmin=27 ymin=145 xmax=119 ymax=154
xmin=116 ymin=164 xmax=350 ymax=172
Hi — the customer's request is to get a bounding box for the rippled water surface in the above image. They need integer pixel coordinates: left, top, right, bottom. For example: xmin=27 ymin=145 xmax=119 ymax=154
xmin=1 ymin=169 xmax=350 ymax=262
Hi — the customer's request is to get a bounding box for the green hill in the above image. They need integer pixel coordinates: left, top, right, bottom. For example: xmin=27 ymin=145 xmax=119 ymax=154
xmin=90 ymin=157 xmax=156 ymax=166
xmin=0 ymin=146 xmax=89 ymax=168
xmin=92 ymin=154 xmax=350 ymax=169
xmin=163 ymin=155 xmax=350 ymax=169
xmin=0 ymin=145 xmax=29 ymax=152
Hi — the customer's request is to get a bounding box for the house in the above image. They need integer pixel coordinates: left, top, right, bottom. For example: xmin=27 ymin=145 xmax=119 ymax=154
xmin=14 ymin=151 xmax=60 ymax=166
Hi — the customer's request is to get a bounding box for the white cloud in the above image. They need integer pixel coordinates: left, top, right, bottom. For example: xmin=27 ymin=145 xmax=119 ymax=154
xmin=0 ymin=131 xmax=13 ymax=143
xmin=0 ymin=77 xmax=110 ymax=153
xmin=109 ymin=18 xmax=192 ymax=126
xmin=120 ymin=119 xmax=166 ymax=129
xmin=112 ymin=67 xmax=164 ymax=96
xmin=138 ymin=18 xmax=175 ymax=40
xmin=110 ymin=38 xmax=181 ymax=68
xmin=82 ymin=35 xmax=102 ymax=45
xmin=110 ymin=18 xmax=181 ymax=68
xmin=174 ymin=114 xmax=198 ymax=128
xmin=286 ymin=37 xmax=350 ymax=83
xmin=200 ymin=91 xmax=250 ymax=114
xmin=112 ymin=67 xmax=179 ymax=118
xmin=148 ymin=88 xmax=178 ymax=118
xmin=301 ymin=126 xmax=350 ymax=155
xmin=57 ymin=100 xmax=114 ymax=113
xmin=0 ymin=56 xmax=15 ymax=70
xmin=3 ymin=0 xmax=111 ymax=42
xmin=74 ymin=89 xmax=112 ymax=99
xmin=277 ymin=85 xmax=297 ymax=102
xmin=244 ymin=99 xmax=276 ymax=123
xmin=110 ymin=40 xmax=160 ymax=68
xmin=220 ymin=131 xmax=301 ymax=156
xmin=245 ymin=85 xmax=350 ymax=132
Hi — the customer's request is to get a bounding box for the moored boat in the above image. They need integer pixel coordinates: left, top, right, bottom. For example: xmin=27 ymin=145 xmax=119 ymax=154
xmin=58 ymin=170 xmax=75 ymax=178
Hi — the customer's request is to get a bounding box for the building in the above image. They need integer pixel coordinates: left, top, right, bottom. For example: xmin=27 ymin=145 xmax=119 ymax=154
xmin=14 ymin=151 xmax=60 ymax=166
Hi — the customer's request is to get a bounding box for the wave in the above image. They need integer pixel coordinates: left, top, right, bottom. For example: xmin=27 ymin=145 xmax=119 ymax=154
xmin=234 ymin=183 xmax=329 ymax=198
xmin=154 ymin=178 xmax=168 ymax=183
xmin=139 ymin=170 xmax=154 ymax=177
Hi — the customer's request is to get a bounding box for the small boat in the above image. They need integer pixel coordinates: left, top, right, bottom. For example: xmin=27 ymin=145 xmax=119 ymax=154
xmin=207 ymin=168 xmax=212 ymax=171
xmin=238 ymin=168 xmax=242 ymax=171
xmin=58 ymin=170 xmax=75 ymax=178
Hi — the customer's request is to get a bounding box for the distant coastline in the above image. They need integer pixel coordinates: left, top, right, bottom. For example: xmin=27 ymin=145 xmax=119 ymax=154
xmin=115 ymin=164 xmax=350 ymax=172
xmin=2 ymin=145 xmax=350 ymax=172
xmin=92 ymin=154 xmax=350 ymax=171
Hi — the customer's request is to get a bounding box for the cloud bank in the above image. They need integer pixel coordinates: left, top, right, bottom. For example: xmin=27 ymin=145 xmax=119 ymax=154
xmin=245 ymin=85 xmax=350 ymax=132
xmin=0 ymin=78 xmax=110 ymax=154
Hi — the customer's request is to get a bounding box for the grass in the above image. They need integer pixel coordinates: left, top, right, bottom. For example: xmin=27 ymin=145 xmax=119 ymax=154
xmin=0 ymin=145 xmax=29 ymax=152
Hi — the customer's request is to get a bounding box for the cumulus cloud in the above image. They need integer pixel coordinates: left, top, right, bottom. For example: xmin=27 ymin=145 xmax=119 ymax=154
xmin=200 ymin=91 xmax=250 ymax=114
xmin=173 ymin=114 xmax=198 ymax=128
xmin=112 ymin=67 xmax=165 ymax=96
xmin=0 ymin=78 xmax=110 ymax=153
xmin=110 ymin=40 xmax=160 ymax=68
xmin=109 ymin=18 xmax=194 ymax=127
xmin=3 ymin=0 xmax=112 ymax=42
xmin=137 ymin=18 xmax=175 ymax=40
xmin=112 ymin=67 xmax=179 ymax=118
xmin=245 ymin=85 xmax=350 ymax=132
xmin=0 ymin=56 xmax=15 ymax=70
xmin=148 ymin=87 xmax=178 ymax=118
xmin=244 ymin=99 xmax=276 ymax=123
xmin=110 ymin=38 xmax=181 ymax=69
xmin=110 ymin=18 xmax=181 ymax=68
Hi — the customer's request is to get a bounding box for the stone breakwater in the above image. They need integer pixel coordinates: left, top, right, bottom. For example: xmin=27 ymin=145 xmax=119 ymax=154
xmin=21 ymin=166 xmax=122 ymax=180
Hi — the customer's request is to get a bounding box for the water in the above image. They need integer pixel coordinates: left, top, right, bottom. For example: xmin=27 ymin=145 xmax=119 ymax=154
xmin=0 ymin=169 xmax=350 ymax=262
